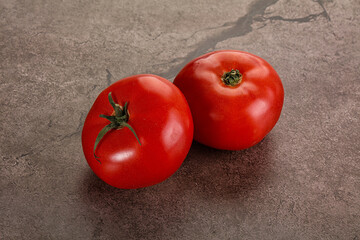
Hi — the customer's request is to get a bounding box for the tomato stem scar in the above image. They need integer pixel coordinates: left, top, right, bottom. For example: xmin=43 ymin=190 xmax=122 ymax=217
xmin=221 ymin=69 xmax=242 ymax=87
xmin=93 ymin=92 xmax=141 ymax=161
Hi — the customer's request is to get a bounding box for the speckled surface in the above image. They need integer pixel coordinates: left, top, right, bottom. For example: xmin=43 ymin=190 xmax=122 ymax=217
xmin=1 ymin=0 xmax=359 ymax=239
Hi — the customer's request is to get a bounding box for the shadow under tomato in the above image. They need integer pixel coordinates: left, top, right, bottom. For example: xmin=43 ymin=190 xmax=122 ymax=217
xmin=79 ymin=135 xmax=275 ymax=238
xmin=172 ymin=135 xmax=274 ymax=199
xmin=79 ymin=165 xmax=197 ymax=239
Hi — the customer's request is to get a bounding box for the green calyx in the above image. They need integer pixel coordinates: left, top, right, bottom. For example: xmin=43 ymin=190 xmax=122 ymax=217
xmin=221 ymin=69 xmax=242 ymax=87
xmin=93 ymin=92 xmax=141 ymax=162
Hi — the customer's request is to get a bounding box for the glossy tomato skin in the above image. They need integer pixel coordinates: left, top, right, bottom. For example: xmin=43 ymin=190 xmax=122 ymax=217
xmin=174 ymin=50 xmax=284 ymax=150
xmin=82 ymin=74 xmax=193 ymax=189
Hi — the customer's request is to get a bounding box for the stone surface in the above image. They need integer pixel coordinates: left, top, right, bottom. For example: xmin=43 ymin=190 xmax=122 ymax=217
xmin=1 ymin=0 xmax=359 ymax=239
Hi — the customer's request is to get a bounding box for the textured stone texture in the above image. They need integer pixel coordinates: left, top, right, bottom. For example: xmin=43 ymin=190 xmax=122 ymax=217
xmin=1 ymin=0 xmax=359 ymax=239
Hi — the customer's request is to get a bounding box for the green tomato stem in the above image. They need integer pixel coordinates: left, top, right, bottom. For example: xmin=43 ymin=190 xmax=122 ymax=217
xmin=93 ymin=92 xmax=141 ymax=161
xmin=222 ymin=69 xmax=242 ymax=87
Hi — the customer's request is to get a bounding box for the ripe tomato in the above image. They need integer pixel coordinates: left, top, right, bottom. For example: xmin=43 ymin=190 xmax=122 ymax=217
xmin=174 ymin=50 xmax=284 ymax=150
xmin=82 ymin=74 xmax=193 ymax=189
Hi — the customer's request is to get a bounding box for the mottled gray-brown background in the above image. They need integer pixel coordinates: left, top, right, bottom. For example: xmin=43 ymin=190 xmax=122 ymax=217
xmin=1 ymin=0 xmax=359 ymax=239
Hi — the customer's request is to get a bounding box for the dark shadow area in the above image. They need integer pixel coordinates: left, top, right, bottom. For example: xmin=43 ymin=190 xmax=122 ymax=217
xmin=174 ymin=136 xmax=274 ymax=199
xmin=79 ymin=135 xmax=275 ymax=238
xmin=80 ymin=167 xmax=190 ymax=239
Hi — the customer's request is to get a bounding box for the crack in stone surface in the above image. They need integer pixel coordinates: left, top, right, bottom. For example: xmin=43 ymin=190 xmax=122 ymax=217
xmin=157 ymin=0 xmax=280 ymax=80
xmin=106 ymin=69 xmax=113 ymax=86
xmin=257 ymin=12 xmax=326 ymax=23
xmin=157 ymin=0 xmax=331 ymax=80
xmin=59 ymin=112 xmax=84 ymax=141
xmin=314 ymin=0 xmax=331 ymax=21
xmin=17 ymin=152 xmax=33 ymax=159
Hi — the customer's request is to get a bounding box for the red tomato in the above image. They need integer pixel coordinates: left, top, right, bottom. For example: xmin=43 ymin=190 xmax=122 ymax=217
xmin=82 ymin=74 xmax=193 ymax=189
xmin=174 ymin=50 xmax=284 ymax=150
